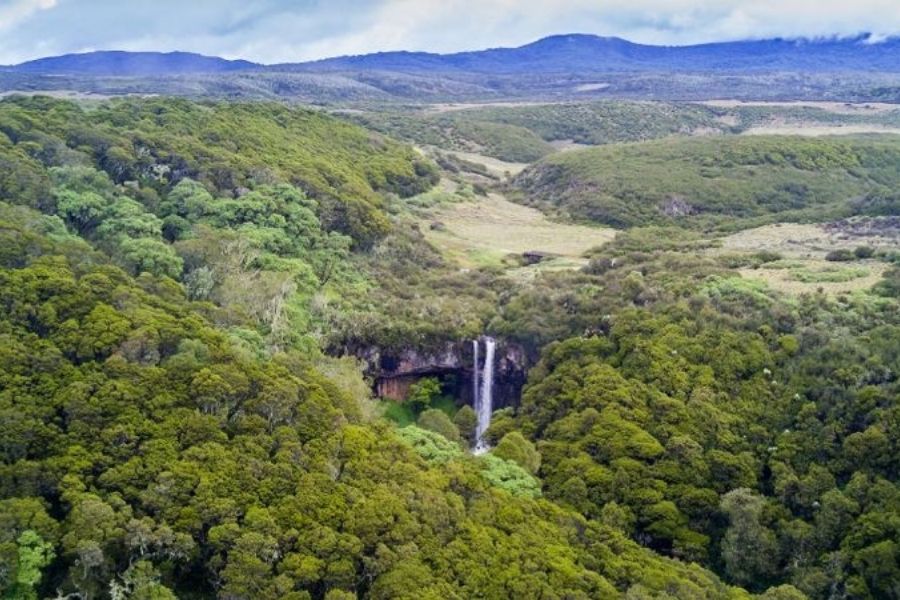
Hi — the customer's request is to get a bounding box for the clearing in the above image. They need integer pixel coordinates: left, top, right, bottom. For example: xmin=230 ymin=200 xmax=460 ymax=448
xmin=739 ymin=261 xmax=889 ymax=296
xmin=719 ymin=222 xmax=898 ymax=259
xmin=717 ymin=222 xmax=897 ymax=295
xmin=700 ymin=100 xmax=900 ymax=115
xmin=742 ymin=124 xmax=900 ymax=136
xmin=420 ymin=191 xmax=614 ymax=269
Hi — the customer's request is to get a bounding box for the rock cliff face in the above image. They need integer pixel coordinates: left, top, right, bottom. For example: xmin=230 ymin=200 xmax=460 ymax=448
xmin=357 ymin=339 xmax=529 ymax=409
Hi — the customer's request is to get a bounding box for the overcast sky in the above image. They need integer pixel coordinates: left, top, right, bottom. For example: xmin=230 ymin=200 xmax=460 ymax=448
xmin=2 ymin=0 xmax=900 ymax=64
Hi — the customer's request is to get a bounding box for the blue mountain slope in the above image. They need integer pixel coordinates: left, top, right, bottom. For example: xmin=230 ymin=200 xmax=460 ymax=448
xmin=286 ymin=34 xmax=900 ymax=73
xmin=9 ymin=51 xmax=260 ymax=75
xmin=8 ymin=34 xmax=900 ymax=77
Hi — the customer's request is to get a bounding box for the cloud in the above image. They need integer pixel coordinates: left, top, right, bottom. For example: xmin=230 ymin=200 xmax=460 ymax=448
xmin=2 ymin=0 xmax=900 ymax=64
xmin=0 ymin=0 xmax=57 ymax=31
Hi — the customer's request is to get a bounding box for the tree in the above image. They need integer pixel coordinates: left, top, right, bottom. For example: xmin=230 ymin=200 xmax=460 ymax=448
xmin=453 ymin=405 xmax=477 ymax=447
xmin=3 ymin=530 xmax=55 ymax=600
xmin=492 ymin=432 xmax=541 ymax=475
xmin=720 ymin=488 xmax=778 ymax=588
xmin=55 ymin=189 xmax=107 ymax=235
xmin=405 ymin=378 xmax=442 ymax=414
xmin=417 ymin=409 xmax=461 ymax=444
xmin=118 ymin=238 xmax=184 ymax=279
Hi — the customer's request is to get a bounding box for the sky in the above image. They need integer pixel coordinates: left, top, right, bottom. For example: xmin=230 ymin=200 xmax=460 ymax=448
xmin=2 ymin=0 xmax=900 ymax=65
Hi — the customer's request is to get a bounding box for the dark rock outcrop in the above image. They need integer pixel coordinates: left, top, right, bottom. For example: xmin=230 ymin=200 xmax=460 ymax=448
xmin=356 ymin=339 xmax=529 ymax=409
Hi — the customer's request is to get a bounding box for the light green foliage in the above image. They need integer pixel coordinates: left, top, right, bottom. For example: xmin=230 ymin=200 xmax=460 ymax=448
xmin=478 ymin=454 xmax=542 ymax=498
xmin=3 ymin=531 xmax=54 ymax=600
xmin=118 ymin=237 xmax=184 ymax=279
xmin=417 ymin=408 xmax=461 ymax=443
xmin=396 ymin=425 xmax=463 ymax=464
xmin=492 ymin=431 xmax=541 ymax=474
xmin=453 ymin=405 xmax=478 ymax=447
xmin=405 ymin=377 xmax=442 ymax=413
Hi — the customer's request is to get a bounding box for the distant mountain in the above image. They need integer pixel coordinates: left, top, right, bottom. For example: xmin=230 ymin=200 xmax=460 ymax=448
xmin=286 ymin=34 xmax=900 ymax=74
xmin=7 ymin=51 xmax=260 ymax=76
xmin=6 ymin=34 xmax=900 ymax=82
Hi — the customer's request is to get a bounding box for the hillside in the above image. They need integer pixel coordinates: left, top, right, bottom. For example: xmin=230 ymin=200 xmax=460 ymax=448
xmin=290 ymin=34 xmax=900 ymax=74
xmin=512 ymin=134 xmax=900 ymax=229
xmin=0 ymin=94 xmax=790 ymax=600
xmin=5 ymin=36 xmax=900 ymax=105
xmin=7 ymin=51 xmax=259 ymax=75
xmin=0 ymin=96 xmax=437 ymax=245
xmin=0 ymin=200 xmax=770 ymax=600
xmin=1 ymin=90 xmax=898 ymax=600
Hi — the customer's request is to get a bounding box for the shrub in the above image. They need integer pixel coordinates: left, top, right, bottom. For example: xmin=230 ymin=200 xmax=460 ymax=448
xmin=492 ymin=432 xmax=541 ymax=474
xmin=825 ymin=249 xmax=855 ymax=262
xmin=417 ymin=409 xmax=461 ymax=443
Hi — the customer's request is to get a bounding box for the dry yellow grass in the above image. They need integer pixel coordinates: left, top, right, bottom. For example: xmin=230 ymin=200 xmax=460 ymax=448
xmin=421 ymin=192 xmax=614 ymax=268
xmin=700 ymin=100 xmax=900 ymax=115
xmin=743 ymin=124 xmax=900 ymax=137
xmin=718 ymin=223 xmax=896 ymax=295
xmin=440 ymin=149 xmax=530 ymax=177
xmin=739 ymin=261 xmax=889 ymax=295
xmin=719 ymin=223 xmax=897 ymax=259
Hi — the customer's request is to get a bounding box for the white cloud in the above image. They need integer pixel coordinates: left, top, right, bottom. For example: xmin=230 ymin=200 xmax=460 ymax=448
xmin=281 ymin=0 xmax=900 ymax=61
xmin=3 ymin=0 xmax=900 ymax=64
xmin=0 ymin=0 xmax=56 ymax=31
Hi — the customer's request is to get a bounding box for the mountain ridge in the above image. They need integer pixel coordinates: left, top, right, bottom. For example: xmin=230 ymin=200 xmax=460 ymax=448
xmin=6 ymin=33 xmax=900 ymax=76
xmin=6 ymin=50 xmax=259 ymax=75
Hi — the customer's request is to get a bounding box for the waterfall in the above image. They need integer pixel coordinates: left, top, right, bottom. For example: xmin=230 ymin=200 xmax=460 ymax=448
xmin=473 ymin=337 xmax=496 ymax=454
xmin=472 ymin=340 xmax=479 ymax=418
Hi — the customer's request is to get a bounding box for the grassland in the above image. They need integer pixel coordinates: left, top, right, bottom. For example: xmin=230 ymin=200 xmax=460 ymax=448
xmin=413 ymin=185 xmax=614 ymax=269
xmin=738 ymin=260 xmax=889 ymax=295
xmin=719 ymin=222 xmax=898 ymax=258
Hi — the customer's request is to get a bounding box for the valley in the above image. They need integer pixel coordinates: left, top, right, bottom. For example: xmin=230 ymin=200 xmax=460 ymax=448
xmin=0 ymin=29 xmax=898 ymax=600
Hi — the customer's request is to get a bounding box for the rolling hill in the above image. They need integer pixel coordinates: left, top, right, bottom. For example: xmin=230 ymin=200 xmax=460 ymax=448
xmin=289 ymin=34 xmax=900 ymax=74
xmin=8 ymin=34 xmax=900 ymax=78
xmin=512 ymin=135 xmax=900 ymax=229
xmin=5 ymin=50 xmax=259 ymax=75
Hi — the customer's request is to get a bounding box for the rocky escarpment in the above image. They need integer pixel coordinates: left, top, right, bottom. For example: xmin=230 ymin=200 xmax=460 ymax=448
xmin=356 ymin=339 xmax=529 ymax=409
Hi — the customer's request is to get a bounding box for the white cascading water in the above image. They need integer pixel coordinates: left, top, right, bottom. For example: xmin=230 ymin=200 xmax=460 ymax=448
xmin=473 ymin=337 xmax=496 ymax=454
xmin=472 ymin=339 xmax=479 ymax=419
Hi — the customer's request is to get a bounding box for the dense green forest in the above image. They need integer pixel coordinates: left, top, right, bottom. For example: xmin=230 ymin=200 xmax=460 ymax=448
xmin=349 ymin=101 xmax=900 ymax=164
xmin=0 ymin=95 xmax=897 ymax=599
xmin=513 ymin=135 xmax=900 ymax=229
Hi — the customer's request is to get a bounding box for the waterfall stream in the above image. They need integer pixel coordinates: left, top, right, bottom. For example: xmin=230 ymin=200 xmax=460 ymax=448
xmin=473 ymin=337 xmax=495 ymax=454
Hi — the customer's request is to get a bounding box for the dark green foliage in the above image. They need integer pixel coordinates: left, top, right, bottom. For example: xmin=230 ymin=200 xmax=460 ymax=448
xmin=513 ymin=135 xmax=900 ymax=230
xmin=508 ymin=294 xmax=899 ymax=597
xmin=825 ymin=249 xmax=856 ymax=262
xmin=0 ymin=204 xmax=759 ymax=599
xmin=0 ymin=96 xmax=438 ymax=246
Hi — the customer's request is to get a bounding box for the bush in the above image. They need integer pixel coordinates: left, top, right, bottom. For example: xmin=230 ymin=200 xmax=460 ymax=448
xmin=453 ymin=405 xmax=478 ymax=447
xmin=406 ymin=377 xmax=442 ymax=413
xmin=825 ymin=249 xmax=855 ymax=262
xmin=479 ymin=455 xmax=542 ymax=499
xmin=853 ymin=245 xmax=875 ymax=259
xmin=492 ymin=432 xmax=541 ymax=474
xmin=417 ymin=409 xmax=461 ymax=443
